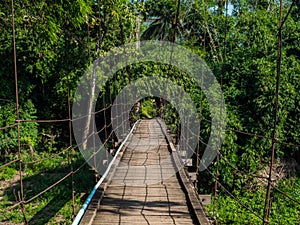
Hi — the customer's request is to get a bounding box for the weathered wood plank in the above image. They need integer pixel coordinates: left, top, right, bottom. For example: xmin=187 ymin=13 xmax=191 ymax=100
xmin=81 ymin=119 xmax=212 ymax=225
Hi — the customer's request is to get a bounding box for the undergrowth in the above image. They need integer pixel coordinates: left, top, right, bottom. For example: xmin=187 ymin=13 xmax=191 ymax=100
xmin=0 ymin=150 xmax=94 ymax=225
xmin=206 ymin=178 xmax=300 ymax=224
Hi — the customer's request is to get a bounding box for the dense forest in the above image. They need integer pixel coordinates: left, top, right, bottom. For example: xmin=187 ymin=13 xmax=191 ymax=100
xmin=0 ymin=0 xmax=300 ymax=224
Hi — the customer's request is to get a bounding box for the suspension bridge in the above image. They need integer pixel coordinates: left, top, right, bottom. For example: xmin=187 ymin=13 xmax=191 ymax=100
xmin=75 ymin=119 xmax=212 ymax=225
xmin=1 ymin=0 xmax=300 ymax=225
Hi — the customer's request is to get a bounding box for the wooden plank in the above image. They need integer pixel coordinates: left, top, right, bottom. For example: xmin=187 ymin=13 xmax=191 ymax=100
xmin=81 ymin=119 xmax=212 ymax=225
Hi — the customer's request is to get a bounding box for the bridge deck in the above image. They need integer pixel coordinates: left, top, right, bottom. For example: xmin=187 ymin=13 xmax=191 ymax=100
xmin=81 ymin=119 xmax=212 ymax=225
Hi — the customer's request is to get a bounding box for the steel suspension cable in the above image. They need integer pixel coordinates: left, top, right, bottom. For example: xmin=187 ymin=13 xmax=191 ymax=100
xmin=263 ymin=1 xmax=296 ymax=223
xmin=188 ymin=108 xmax=300 ymax=213
xmin=68 ymin=83 xmax=75 ymax=218
xmin=11 ymin=0 xmax=27 ymax=223
xmin=263 ymin=0 xmax=283 ymax=223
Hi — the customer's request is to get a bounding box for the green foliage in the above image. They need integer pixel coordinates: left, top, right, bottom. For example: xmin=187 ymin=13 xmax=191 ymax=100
xmin=0 ymin=152 xmax=94 ymax=224
xmin=140 ymin=98 xmax=157 ymax=119
xmin=0 ymin=100 xmax=38 ymax=161
xmin=207 ymin=178 xmax=300 ymax=224
xmin=0 ymin=166 xmax=17 ymax=180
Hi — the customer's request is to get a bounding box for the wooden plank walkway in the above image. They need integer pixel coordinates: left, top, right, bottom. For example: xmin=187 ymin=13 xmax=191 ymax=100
xmin=80 ymin=119 xmax=212 ymax=225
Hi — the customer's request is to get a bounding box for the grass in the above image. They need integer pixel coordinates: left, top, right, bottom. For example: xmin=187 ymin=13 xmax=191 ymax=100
xmin=206 ymin=177 xmax=300 ymax=224
xmin=0 ymin=149 xmax=95 ymax=225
